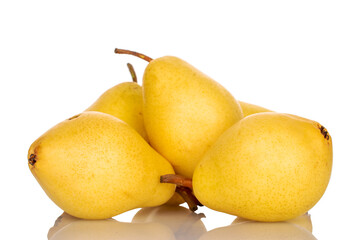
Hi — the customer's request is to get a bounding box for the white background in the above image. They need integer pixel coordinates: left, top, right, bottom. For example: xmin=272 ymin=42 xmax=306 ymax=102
xmin=1 ymin=0 xmax=359 ymax=239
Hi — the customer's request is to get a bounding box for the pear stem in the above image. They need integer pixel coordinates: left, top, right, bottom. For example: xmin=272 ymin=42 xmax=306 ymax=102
xmin=160 ymin=174 xmax=193 ymax=189
xmin=114 ymin=48 xmax=153 ymax=62
xmin=161 ymin=174 xmax=203 ymax=212
xmin=176 ymin=187 xmax=199 ymax=212
xmin=126 ymin=63 xmax=137 ymax=83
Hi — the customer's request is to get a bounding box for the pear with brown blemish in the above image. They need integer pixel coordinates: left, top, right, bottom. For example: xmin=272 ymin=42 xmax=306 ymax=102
xmin=28 ymin=111 xmax=175 ymax=219
xmin=193 ymin=112 xmax=332 ymax=222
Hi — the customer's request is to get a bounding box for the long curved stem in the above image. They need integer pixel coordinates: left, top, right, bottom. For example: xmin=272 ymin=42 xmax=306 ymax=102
xmin=126 ymin=63 xmax=137 ymax=83
xmin=114 ymin=49 xmax=153 ymax=62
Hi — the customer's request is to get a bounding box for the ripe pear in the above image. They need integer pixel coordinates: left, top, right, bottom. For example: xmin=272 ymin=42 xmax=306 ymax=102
xmin=142 ymin=55 xmax=243 ymax=178
xmin=85 ymin=63 xmax=181 ymax=205
xmin=86 ymin=64 xmax=148 ymax=141
xmin=193 ymin=112 xmax=332 ymax=222
xmin=238 ymin=101 xmax=272 ymax=117
xmin=28 ymin=111 xmax=175 ymax=219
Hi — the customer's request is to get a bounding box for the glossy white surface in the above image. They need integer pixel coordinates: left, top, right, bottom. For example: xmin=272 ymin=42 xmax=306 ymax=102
xmin=47 ymin=207 xmax=315 ymax=240
xmin=1 ymin=1 xmax=359 ymax=239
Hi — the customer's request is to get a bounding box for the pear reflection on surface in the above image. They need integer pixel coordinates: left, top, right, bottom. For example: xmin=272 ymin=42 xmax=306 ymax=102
xmin=132 ymin=205 xmax=207 ymax=240
xmin=199 ymin=213 xmax=316 ymax=240
xmin=48 ymin=212 xmax=175 ymax=240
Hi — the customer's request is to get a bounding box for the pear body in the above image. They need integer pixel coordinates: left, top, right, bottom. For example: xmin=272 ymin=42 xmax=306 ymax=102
xmin=28 ymin=111 xmax=175 ymax=219
xmin=238 ymin=101 xmax=272 ymax=117
xmin=193 ymin=112 xmax=332 ymax=222
xmin=86 ymin=82 xmax=148 ymax=141
xmin=143 ymin=56 xmax=243 ymax=178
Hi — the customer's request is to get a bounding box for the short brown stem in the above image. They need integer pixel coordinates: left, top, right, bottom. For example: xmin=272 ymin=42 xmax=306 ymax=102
xmin=176 ymin=187 xmax=198 ymax=212
xmin=126 ymin=63 xmax=137 ymax=83
xmin=114 ymin=48 xmax=153 ymax=62
xmin=160 ymin=174 xmax=193 ymax=189
xmin=161 ymin=174 xmax=203 ymax=212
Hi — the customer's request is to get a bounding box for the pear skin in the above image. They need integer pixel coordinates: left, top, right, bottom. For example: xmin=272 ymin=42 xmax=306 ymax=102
xmin=193 ymin=112 xmax=332 ymax=222
xmin=28 ymin=111 xmax=175 ymax=219
xmin=164 ymin=192 xmax=185 ymax=206
xmin=87 ymin=77 xmax=180 ymax=205
xmin=86 ymin=81 xmax=148 ymax=141
xmin=238 ymin=101 xmax=272 ymax=117
xmin=143 ymin=56 xmax=243 ymax=178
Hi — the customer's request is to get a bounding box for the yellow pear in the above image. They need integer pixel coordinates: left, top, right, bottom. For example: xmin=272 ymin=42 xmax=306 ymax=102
xmin=193 ymin=112 xmax=332 ymax=222
xmin=48 ymin=213 xmax=176 ymax=240
xmin=132 ymin=205 xmax=207 ymax=240
xmin=143 ymin=57 xmax=243 ymax=178
xmin=87 ymin=63 xmax=181 ymax=205
xmin=86 ymin=63 xmax=148 ymax=141
xmin=114 ymin=49 xmax=243 ymax=178
xmin=28 ymin=111 xmax=175 ymax=219
xmin=238 ymin=101 xmax=272 ymax=117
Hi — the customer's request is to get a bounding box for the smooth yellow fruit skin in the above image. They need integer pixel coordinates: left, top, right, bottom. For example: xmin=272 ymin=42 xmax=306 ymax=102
xmin=143 ymin=56 xmax=243 ymax=178
xmin=86 ymin=82 xmax=183 ymax=205
xmin=86 ymin=82 xmax=148 ymax=141
xmin=163 ymin=192 xmax=184 ymax=205
xmin=238 ymin=101 xmax=272 ymax=117
xmin=28 ymin=111 xmax=175 ymax=219
xmin=193 ymin=112 xmax=332 ymax=222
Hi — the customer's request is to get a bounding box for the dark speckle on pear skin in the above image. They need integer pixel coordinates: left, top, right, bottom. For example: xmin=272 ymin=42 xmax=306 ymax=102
xmin=68 ymin=114 xmax=81 ymax=121
xmin=319 ymin=125 xmax=330 ymax=140
xmin=28 ymin=154 xmax=37 ymax=166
